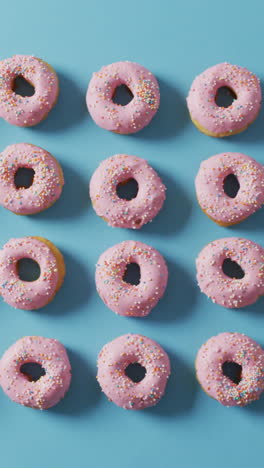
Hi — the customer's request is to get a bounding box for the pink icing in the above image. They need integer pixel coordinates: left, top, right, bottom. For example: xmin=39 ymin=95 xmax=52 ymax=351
xmin=196 ymin=237 xmax=264 ymax=308
xmin=86 ymin=61 xmax=160 ymax=134
xmin=90 ymin=154 xmax=166 ymax=229
xmin=0 ymin=143 xmax=64 ymax=215
xmin=0 ymin=237 xmax=64 ymax=310
xmin=0 ymin=336 xmax=71 ymax=409
xmin=0 ymin=55 xmax=58 ymax=127
xmin=187 ymin=63 xmax=261 ymax=136
xmin=97 ymin=334 xmax=170 ymax=409
xmin=196 ymin=332 xmax=264 ymax=406
xmin=96 ymin=241 xmax=168 ymax=317
xmin=195 ymin=152 xmax=264 ymax=225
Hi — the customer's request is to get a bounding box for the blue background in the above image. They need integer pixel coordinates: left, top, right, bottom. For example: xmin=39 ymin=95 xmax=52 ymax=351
xmin=0 ymin=1 xmax=264 ymax=467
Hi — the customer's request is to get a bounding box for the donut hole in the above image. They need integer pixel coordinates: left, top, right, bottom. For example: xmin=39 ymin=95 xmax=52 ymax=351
xmin=20 ymin=362 xmax=46 ymax=382
xmin=14 ymin=167 xmax=35 ymax=189
xmin=215 ymin=86 xmax=237 ymax=108
xmin=17 ymin=258 xmax=41 ymax=282
xmin=116 ymin=178 xmax=139 ymax=200
xmin=222 ymin=258 xmax=245 ymax=280
xmin=125 ymin=362 xmax=146 ymax=383
xmin=223 ymin=173 xmax=240 ymax=198
xmin=12 ymin=75 xmax=35 ymax=97
xmin=222 ymin=361 xmax=242 ymax=385
xmin=123 ymin=263 xmax=141 ymax=286
xmin=112 ymin=84 xmax=133 ymax=106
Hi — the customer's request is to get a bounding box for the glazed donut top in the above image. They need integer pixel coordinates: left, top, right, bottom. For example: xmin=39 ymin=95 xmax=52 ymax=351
xmin=87 ymin=61 xmax=160 ymax=134
xmin=196 ymin=332 xmax=264 ymax=406
xmin=97 ymin=334 xmax=171 ymax=410
xmin=96 ymin=240 xmax=168 ymax=317
xmin=0 ymin=55 xmax=58 ymax=127
xmin=90 ymin=154 xmax=166 ymax=229
xmin=0 ymin=237 xmax=62 ymax=310
xmin=196 ymin=237 xmax=264 ymax=308
xmin=0 ymin=143 xmax=64 ymax=215
xmin=0 ymin=336 xmax=71 ymax=409
xmin=187 ymin=63 xmax=261 ymax=135
xmin=195 ymin=152 xmax=264 ymax=225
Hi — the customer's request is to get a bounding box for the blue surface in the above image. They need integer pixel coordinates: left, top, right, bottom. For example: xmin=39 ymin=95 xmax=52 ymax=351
xmin=1 ymin=1 xmax=264 ymax=467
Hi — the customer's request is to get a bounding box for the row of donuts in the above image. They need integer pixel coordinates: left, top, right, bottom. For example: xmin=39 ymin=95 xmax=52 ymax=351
xmin=1 ymin=331 xmax=264 ymax=410
xmin=0 ymin=55 xmax=260 ymax=138
xmin=0 ymin=236 xmax=263 ymax=312
xmin=1 ymin=145 xmax=264 ymax=229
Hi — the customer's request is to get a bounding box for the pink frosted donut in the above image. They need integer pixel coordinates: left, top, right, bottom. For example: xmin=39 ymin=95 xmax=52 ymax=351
xmin=195 ymin=152 xmax=264 ymax=226
xmin=196 ymin=332 xmax=264 ymax=406
xmin=187 ymin=63 xmax=261 ymax=137
xmin=0 ymin=143 xmax=64 ymax=215
xmin=97 ymin=334 xmax=170 ymax=409
xmin=90 ymin=154 xmax=166 ymax=229
xmin=96 ymin=241 xmax=168 ymax=317
xmin=0 ymin=236 xmax=65 ymax=310
xmin=0 ymin=55 xmax=59 ymax=127
xmin=0 ymin=336 xmax=71 ymax=409
xmin=196 ymin=237 xmax=264 ymax=308
xmin=86 ymin=61 xmax=160 ymax=134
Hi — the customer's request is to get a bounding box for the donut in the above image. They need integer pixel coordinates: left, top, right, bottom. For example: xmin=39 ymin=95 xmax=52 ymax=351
xmin=196 ymin=237 xmax=264 ymax=308
xmin=90 ymin=154 xmax=166 ymax=229
xmin=97 ymin=334 xmax=170 ymax=409
xmin=196 ymin=332 xmax=264 ymax=406
xmin=86 ymin=61 xmax=160 ymax=134
xmin=0 ymin=236 xmax=65 ymax=310
xmin=0 ymin=143 xmax=64 ymax=215
xmin=96 ymin=240 xmax=168 ymax=317
xmin=0 ymin=336 xmax=71 ymax=409
xmin=195 ymin=152 xmax=264 ymax=226
xmin=0 ymin=55 xmax=59 ymax=127
xmin=187 ymin=63 xmax=261 ymax=137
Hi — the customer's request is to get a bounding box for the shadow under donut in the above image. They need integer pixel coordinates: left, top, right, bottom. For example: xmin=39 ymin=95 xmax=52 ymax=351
xmin=130 ymin=77 xmax=189 ymax=141
xmin=32 ymin=162 xmax=89 ymax=221
xmin=228 ymin=204 xmax=264 ymax=233
xmin=148 ymin=258 xmax=197 ymax=323
xmin=136 ymin=169 xmax=192 ymax=237
xmin=146 ymin=348 xmax=198 ymax=418
xmin=236 ymin=294 xmax=264 ymax=316
xmin=28 ymin=71 xmax=87 ymax=133
xmin=50 ymin=348 xmax=100 ymax=416
xmin=37 ymin=249 xmax=91 ymax=317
